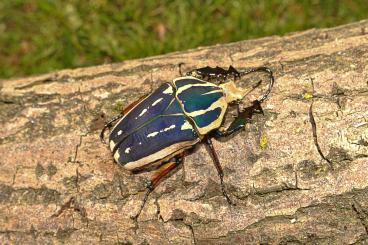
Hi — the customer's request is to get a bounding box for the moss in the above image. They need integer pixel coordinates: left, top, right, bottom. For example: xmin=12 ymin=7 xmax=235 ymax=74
xmin=297 ymin=160 xmax=322 ymax=179
xmin=35 ymin=163 xmax=45 ymax=178
xmin=0 ymin=184 xmax=61 ymax=205
xmin=62 ymin=176 xmax=77 ymax=190
xmin=328 ymin=147 xmax=352 ymax=162
xmin=113 ymin=101 xmax=125 ymax=113
xmin=0 ymin=184 xmax=14 ymax=203
xmin=21 ymin=185 xmax=60 ymax=205
xmin=56 ymin=228 xmax=76 ymax=242
xmin=327 ymin=147 xmax=353 ymax=168
xmin=331 ymin=82 xmax=346 ymax=96
xmin=62 ymin=173 xmax=92 ymax=190
xmin=47 ymin=163 xmax=57 ymax=178
xmin=171 ymin=209 xmax=186 ymax=220
xmin=91 ymin=182 xmax=113 ymax=201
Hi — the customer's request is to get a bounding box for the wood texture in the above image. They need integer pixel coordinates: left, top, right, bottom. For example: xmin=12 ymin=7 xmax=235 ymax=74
xmin=1 ymin=20 xmax=368 ymax=244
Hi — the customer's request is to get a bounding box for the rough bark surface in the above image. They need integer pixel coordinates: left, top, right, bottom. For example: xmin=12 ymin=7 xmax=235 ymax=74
xmin=1 ymin=20 xmax=368 ymax=245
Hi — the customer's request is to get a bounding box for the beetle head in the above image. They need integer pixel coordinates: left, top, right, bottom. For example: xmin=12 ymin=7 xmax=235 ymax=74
xmin=219 ymin=80 xmax=260 ymax=104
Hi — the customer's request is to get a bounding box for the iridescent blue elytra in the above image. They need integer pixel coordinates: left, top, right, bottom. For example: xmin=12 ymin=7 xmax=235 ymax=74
xmin=109 ymin=76 xmax=228 ymax=170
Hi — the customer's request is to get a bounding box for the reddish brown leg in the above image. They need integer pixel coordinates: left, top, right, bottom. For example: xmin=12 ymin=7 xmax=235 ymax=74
xmin=100 ymin=94 xmax=147 ymax=143
xmin=133 ymin=155 xmax=184 ymax=220
xmin=205 ymin=137 xmax=235 ymax=205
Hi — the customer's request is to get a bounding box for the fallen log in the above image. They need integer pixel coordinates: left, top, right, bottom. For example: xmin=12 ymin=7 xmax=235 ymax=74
xmin=1 ymin=20 xmax=368 ymax=244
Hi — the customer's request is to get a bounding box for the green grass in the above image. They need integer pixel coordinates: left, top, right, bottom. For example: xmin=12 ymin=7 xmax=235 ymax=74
xmin=1 ymin=0 xmax=367 ymax=79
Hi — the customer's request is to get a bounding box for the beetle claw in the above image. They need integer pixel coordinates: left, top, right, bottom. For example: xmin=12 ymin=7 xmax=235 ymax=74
xmin=99 ymin=114 xmax=124 ymax=144
xmin=100 ymin=126 xmax=108 ymax=144
xmin=223 ymin=190 xmax=236 ymax=206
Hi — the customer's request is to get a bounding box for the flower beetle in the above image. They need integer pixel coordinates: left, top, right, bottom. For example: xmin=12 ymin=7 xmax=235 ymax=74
xmin=100 ymin=65 xmax=274 ymax=218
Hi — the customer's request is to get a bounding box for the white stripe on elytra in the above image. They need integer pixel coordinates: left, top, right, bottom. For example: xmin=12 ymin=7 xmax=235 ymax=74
xmin=135 ymin=107 xmax=149 ymax=119
xmin=152 ymin=98 xmax=163 ymax=106
xmin=147 ymin=131 xmax=159 ymax=138
xmin=163 ymin=124 xmax=176 ymax=131
xmin=147 ymin=124 xmax=176 ymax=138
xmin=138 ymin=108 xmax=148 ymax=117
xmin=117 ymin=130 xmax=123 ymax=136
xmin=135 ymin=86 xmax=172 ymax=119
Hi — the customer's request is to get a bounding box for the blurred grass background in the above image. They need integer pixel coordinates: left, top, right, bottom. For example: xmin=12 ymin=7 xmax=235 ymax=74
xmin=1 ymin=0 xmax=368 ymax=79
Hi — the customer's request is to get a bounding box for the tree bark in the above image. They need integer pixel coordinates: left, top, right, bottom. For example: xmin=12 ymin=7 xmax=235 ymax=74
xmin=1 ymin=20 xmax=368 ymax=244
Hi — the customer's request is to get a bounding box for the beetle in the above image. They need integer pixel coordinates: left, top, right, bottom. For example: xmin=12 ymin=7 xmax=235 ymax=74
xmin=100 ymin=65 xmax=274 ymax=219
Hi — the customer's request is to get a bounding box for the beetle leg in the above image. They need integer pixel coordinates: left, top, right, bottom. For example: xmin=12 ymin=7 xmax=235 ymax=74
xmin=100 ymin=94 xmax=148 ymax=143
xmin=133 ymin=155 xmax=184 ymax=220
xmin=178 ymin=62 xmax=185 ymax=76
xmin=100 ymin=114 xmax=123 ymax=143
xmin=205 ymin=137 xmax=235 ymax=206
xmin=214 ymin=100 xmax=263 ymax=138
xmin=185 ymin=65 xmax=240 ymax=82
xmin=212 ymin=66 xmax=273 ymax=138
xmin=184 ymin=65 xmax=274 ymax=101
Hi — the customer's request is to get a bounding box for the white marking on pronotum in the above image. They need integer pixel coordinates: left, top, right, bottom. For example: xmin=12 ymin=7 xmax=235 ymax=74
xmin=202 ymin=89 xmax=222 ymax=95
xmin=186 ymin=99 xmax=223 ymax=117
xmin=152 ymin=98 xmax=163 ymax=106
xmin=181 ymin=121 xmax=193 ymax=130
xmin=175 ymin=80 xmax=217 ymax=94
xmin=147 ymin=131 xmax=159 ymax=138
xmin=163 ymin=86 xmax=173 ymax=94
xmin=117 ymin=130 xmax=123 ymax=136
xmin=125 ymin=147 xmax=131 ymax=154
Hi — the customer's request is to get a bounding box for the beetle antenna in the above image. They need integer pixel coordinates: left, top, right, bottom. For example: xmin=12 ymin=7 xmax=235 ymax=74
xmin=239 ymin=67 xmax=274 ymax=103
